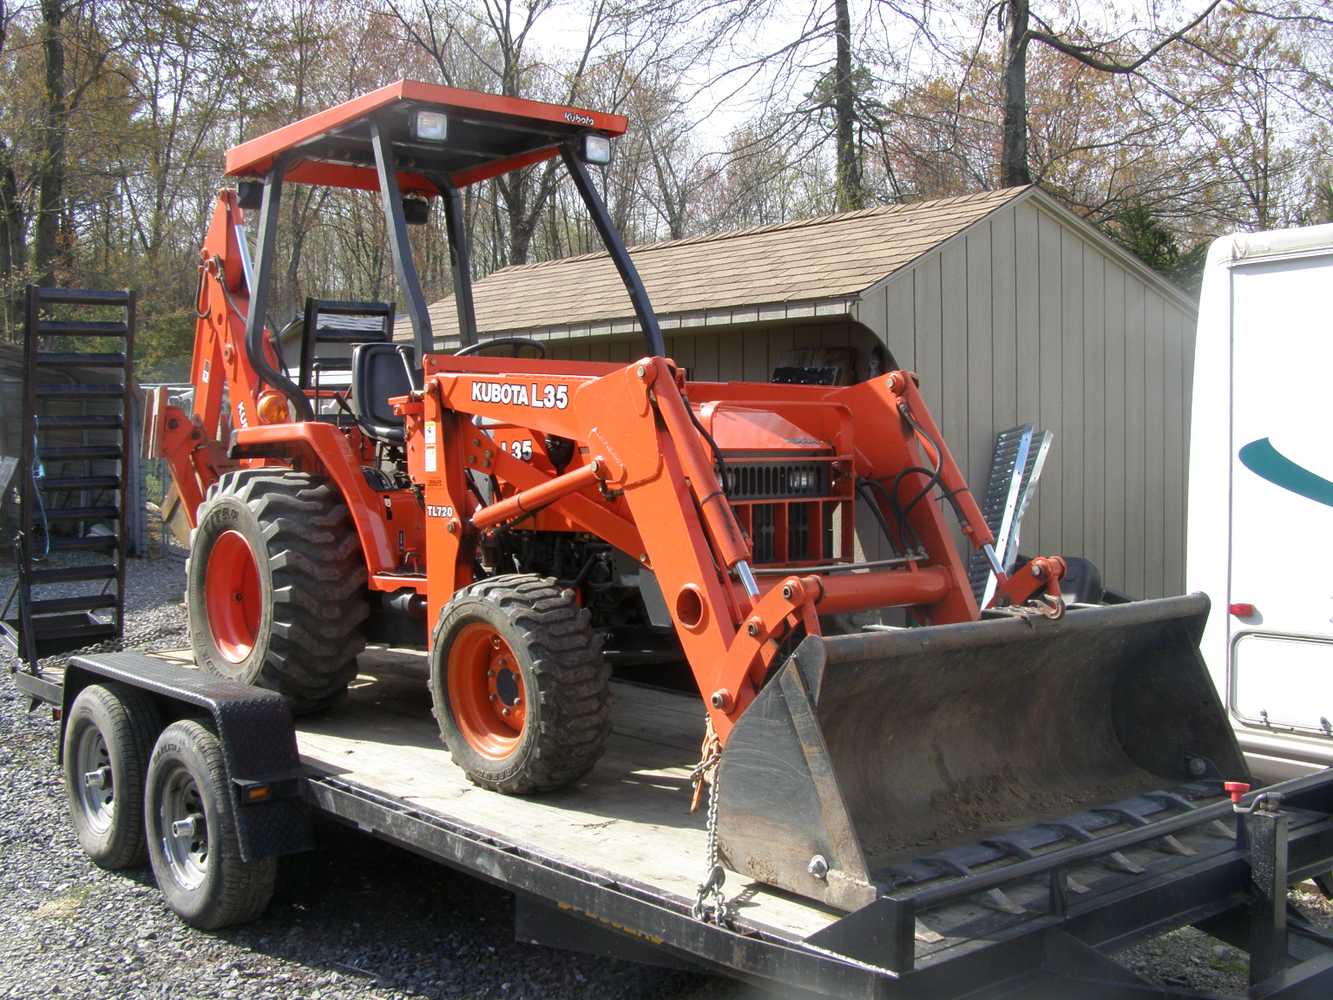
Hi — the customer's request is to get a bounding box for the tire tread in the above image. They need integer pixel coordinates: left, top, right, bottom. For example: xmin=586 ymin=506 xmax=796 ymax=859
xmin=430 ymin=574 xmax=611 ymax=794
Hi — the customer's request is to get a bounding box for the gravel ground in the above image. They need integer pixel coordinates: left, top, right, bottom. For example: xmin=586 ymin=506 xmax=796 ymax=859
xmin=2 ymin=554 xmax=1331 ymax=999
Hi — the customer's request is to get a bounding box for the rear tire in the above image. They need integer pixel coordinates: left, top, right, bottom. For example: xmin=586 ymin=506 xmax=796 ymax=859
xmin=62 ymin=683 xmax=161 ymax=869
xmin=145 ymin=720 xmax=276 ymax=929
xmin=430 ymin=575 xmax=611 ymax=794
xmin=187 ymin=470 xmax=368 ymax=714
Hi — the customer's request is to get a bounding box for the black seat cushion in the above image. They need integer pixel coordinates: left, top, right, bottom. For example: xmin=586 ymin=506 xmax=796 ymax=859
xmin=351 ymin=343 xmax=419 ymax=444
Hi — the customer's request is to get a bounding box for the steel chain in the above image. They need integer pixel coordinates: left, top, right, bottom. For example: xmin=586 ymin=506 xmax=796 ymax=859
xmin=690 ymin=718 xmax=731 ymax=925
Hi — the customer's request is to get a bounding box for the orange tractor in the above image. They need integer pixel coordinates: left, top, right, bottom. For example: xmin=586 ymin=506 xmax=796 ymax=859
xmin=149 ymin=81 xmax=1243 ymax=909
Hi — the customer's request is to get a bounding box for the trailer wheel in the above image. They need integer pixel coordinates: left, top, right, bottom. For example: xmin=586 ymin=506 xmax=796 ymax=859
xmin=187 ymin=470 xmax=368 ymax=714
xmin=145 ymin=720 xmax=276 ymax=929
xmin=62 ymin=683 xmax=161 ymax=869
xmin=430 ymin=575 xmax=611 ymax=794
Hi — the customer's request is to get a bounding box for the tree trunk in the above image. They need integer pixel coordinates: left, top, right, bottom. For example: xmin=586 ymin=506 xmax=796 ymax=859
xmin=833 ymin=0 xmax=863 ymax=210
xmin=0 ymin=138 xmax=23 ymax=339
xmin=33 ymin=0 xmax=67 ymax=288
xmin=1000 ymin=0 xmax=1032 ymax=187
xmin=509 ymin=201 xmax=534 ymax=266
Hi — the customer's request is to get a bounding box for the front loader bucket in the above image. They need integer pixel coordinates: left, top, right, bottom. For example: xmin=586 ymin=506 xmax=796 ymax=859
xmin=714 ymin=594 xmax=1246 ymax=910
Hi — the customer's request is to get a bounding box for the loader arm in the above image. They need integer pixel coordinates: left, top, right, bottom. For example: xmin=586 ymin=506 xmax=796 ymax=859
xmin=410 ymin=353 xmax=1004 ymax=741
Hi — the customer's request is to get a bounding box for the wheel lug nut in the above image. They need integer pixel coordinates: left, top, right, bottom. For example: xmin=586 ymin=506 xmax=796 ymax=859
xmin=486 ymin=669 xmax=495 ymax=679
xmin=501 ymin=707 xmax=511 ymax=716
xmin=489 ymin=693 xmax=497 ymax=701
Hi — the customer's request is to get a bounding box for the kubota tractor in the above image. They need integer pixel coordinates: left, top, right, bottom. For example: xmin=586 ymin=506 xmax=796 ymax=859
xmin=148 ymin=81 xmax=1245 ymax=910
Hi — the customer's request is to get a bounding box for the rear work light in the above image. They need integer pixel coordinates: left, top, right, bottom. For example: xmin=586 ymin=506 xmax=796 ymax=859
xmin=581 ymin=133 xmax=612 ymax=165
xmin=413 ymin=110 xmax=449 ymax=142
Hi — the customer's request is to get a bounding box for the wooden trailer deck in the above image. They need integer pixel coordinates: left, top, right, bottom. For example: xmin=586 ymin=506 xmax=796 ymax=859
xmin=151 ymin=644 xmax=843 ymax=943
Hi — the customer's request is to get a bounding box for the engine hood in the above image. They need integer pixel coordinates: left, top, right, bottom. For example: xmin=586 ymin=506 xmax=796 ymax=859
xmin=695 ymin=402 xmax=832 ymax=456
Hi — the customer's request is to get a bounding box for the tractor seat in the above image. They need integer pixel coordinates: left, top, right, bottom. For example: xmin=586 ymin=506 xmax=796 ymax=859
xmin=351 ymin=343 xmax=421 ymax=444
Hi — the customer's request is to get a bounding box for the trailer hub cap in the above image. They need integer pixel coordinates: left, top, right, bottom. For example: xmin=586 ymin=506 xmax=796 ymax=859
xmin=204 ymin=530 xmax=261 ymax=663
xmin=447 ymin=623 xmax=526 ymax=759
xmin=159 ymin=765 xmax=209 ymax=890
xmin=74 ymin=727 xmax=114 ymax=833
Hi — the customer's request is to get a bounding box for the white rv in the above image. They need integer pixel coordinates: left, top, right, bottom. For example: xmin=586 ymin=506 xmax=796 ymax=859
xmin=1186 ymin=223 xmax=1333 ymax=782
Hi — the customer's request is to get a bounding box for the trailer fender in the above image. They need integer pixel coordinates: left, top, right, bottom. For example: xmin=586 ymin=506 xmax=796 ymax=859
xmin=60 ymin=651 xmax=311 ymax=862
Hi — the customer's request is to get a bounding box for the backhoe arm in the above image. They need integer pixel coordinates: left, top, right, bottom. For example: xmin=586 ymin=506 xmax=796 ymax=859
xmin=150 ymin=190 xmax=288 ymax=526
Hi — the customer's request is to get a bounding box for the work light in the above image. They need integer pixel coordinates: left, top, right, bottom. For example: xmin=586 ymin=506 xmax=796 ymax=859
xmin=581 ymin=134 xmax=612 ymax=165
xmin=413 ymin=110 xmax=449 ymax=142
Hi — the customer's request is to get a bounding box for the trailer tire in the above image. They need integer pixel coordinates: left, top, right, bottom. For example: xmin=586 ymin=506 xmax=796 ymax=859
xmin=62 ymin=683 xmax=161 ymax=869
xmin=145 ymin=720 xmax=276 ymax=929
xmin=187 ymin=470 xmax=368 ymax=714
xmin=430 ymin=575 xmax=611 ymax=794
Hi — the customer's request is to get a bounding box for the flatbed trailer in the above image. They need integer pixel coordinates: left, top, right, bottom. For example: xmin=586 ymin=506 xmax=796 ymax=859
xmin=13 ymin=645 xmax=1333 ymax=999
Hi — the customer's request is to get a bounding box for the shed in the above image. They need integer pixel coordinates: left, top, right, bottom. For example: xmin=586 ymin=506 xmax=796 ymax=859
xmin=408 ymin=186 xmax=1198 ymax=599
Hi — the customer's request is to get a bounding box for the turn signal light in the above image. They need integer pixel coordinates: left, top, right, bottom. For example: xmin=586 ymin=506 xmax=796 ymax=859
xmin=256 ymin=390 xmax=290 ymax=425
xmin=1228 ymin=602 xmax=1256 ymax=618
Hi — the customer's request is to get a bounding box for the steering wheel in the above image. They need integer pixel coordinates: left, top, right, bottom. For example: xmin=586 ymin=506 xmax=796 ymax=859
xmin=454 ymin=337 xmax=546 ymax=359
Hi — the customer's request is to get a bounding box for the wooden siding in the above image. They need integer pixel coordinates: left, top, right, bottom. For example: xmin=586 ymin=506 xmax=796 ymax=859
xmin=542 ymin=196 xmax=1196 ymax=599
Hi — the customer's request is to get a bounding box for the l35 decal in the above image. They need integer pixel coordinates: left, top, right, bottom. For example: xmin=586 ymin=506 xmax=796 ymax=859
xmin=1239 ymin=437 xmax=1333 ymax=508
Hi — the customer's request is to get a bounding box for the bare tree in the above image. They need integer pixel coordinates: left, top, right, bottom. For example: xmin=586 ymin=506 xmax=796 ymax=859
xmin=32 ymin=0 xmax=65 ymax=285
xmin=997 ymin=0 xmax=1224 ymax=186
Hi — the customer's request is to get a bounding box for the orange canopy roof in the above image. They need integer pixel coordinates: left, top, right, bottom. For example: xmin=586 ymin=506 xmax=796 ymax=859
xmin=224 ymin=80 xmax=628 ymax=195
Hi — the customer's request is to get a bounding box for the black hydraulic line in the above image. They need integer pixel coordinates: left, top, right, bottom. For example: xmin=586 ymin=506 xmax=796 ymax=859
xmin=370 ymin=119 xmax=434 ymax=363
xmin=243 ymin=160 xmax=314 ymax=421
xmin=438 ymin=178 xmax=478 ymax=349
xmin=560 ymin=144 xmax=666 ymax=358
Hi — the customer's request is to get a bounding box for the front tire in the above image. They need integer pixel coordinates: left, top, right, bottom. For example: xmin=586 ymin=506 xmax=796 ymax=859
xmin=187 ymin=470 xmax=368 ymax=714
xmin=430 ymin=575 xmax=611 ymax=794
xmin=62 ymin=683 xmax=161 ymax=869
xmin=145 ymin=720 xmax=276 ymax=929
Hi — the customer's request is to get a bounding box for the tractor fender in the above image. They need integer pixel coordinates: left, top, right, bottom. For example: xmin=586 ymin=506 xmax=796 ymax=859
xmin=228 ymin=422 xmax=397 ymax=575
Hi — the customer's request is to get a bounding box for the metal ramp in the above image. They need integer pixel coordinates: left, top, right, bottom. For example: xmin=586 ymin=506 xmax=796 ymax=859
xmin=967 ymin=424 xmax=1052 ymax=606
xmin=2 ymin=285 xmax=134 ymax=696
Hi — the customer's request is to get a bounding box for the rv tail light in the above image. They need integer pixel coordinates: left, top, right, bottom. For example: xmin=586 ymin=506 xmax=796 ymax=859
xmin=1228 ymin=602 xmax=1256 ymax=618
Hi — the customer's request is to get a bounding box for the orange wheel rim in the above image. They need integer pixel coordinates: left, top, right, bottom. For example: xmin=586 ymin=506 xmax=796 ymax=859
xmin=204 ymin=530 xmax=261 ymax=663
xmin=446 ymin=622 xmax=526 ymax=760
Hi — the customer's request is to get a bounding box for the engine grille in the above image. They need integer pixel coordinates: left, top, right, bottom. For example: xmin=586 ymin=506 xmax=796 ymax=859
xmin=724 ymin=461 xmax=841 ymax=564
xmin=723 ymin=462 xmax=828 ymax=501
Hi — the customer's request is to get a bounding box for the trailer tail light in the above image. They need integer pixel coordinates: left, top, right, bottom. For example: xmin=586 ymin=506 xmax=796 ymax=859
xmin=1229 ymin=602 xmax=1256 ymax=618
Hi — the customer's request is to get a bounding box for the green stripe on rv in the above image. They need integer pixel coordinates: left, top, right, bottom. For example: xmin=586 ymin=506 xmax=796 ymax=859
xmin=1239 ymin=437 xmax=1333 ymax=508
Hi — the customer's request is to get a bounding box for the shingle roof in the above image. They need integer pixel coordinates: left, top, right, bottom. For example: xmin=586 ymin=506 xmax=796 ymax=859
xmin=406 ymin=186 xmax=1031 ymax=343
